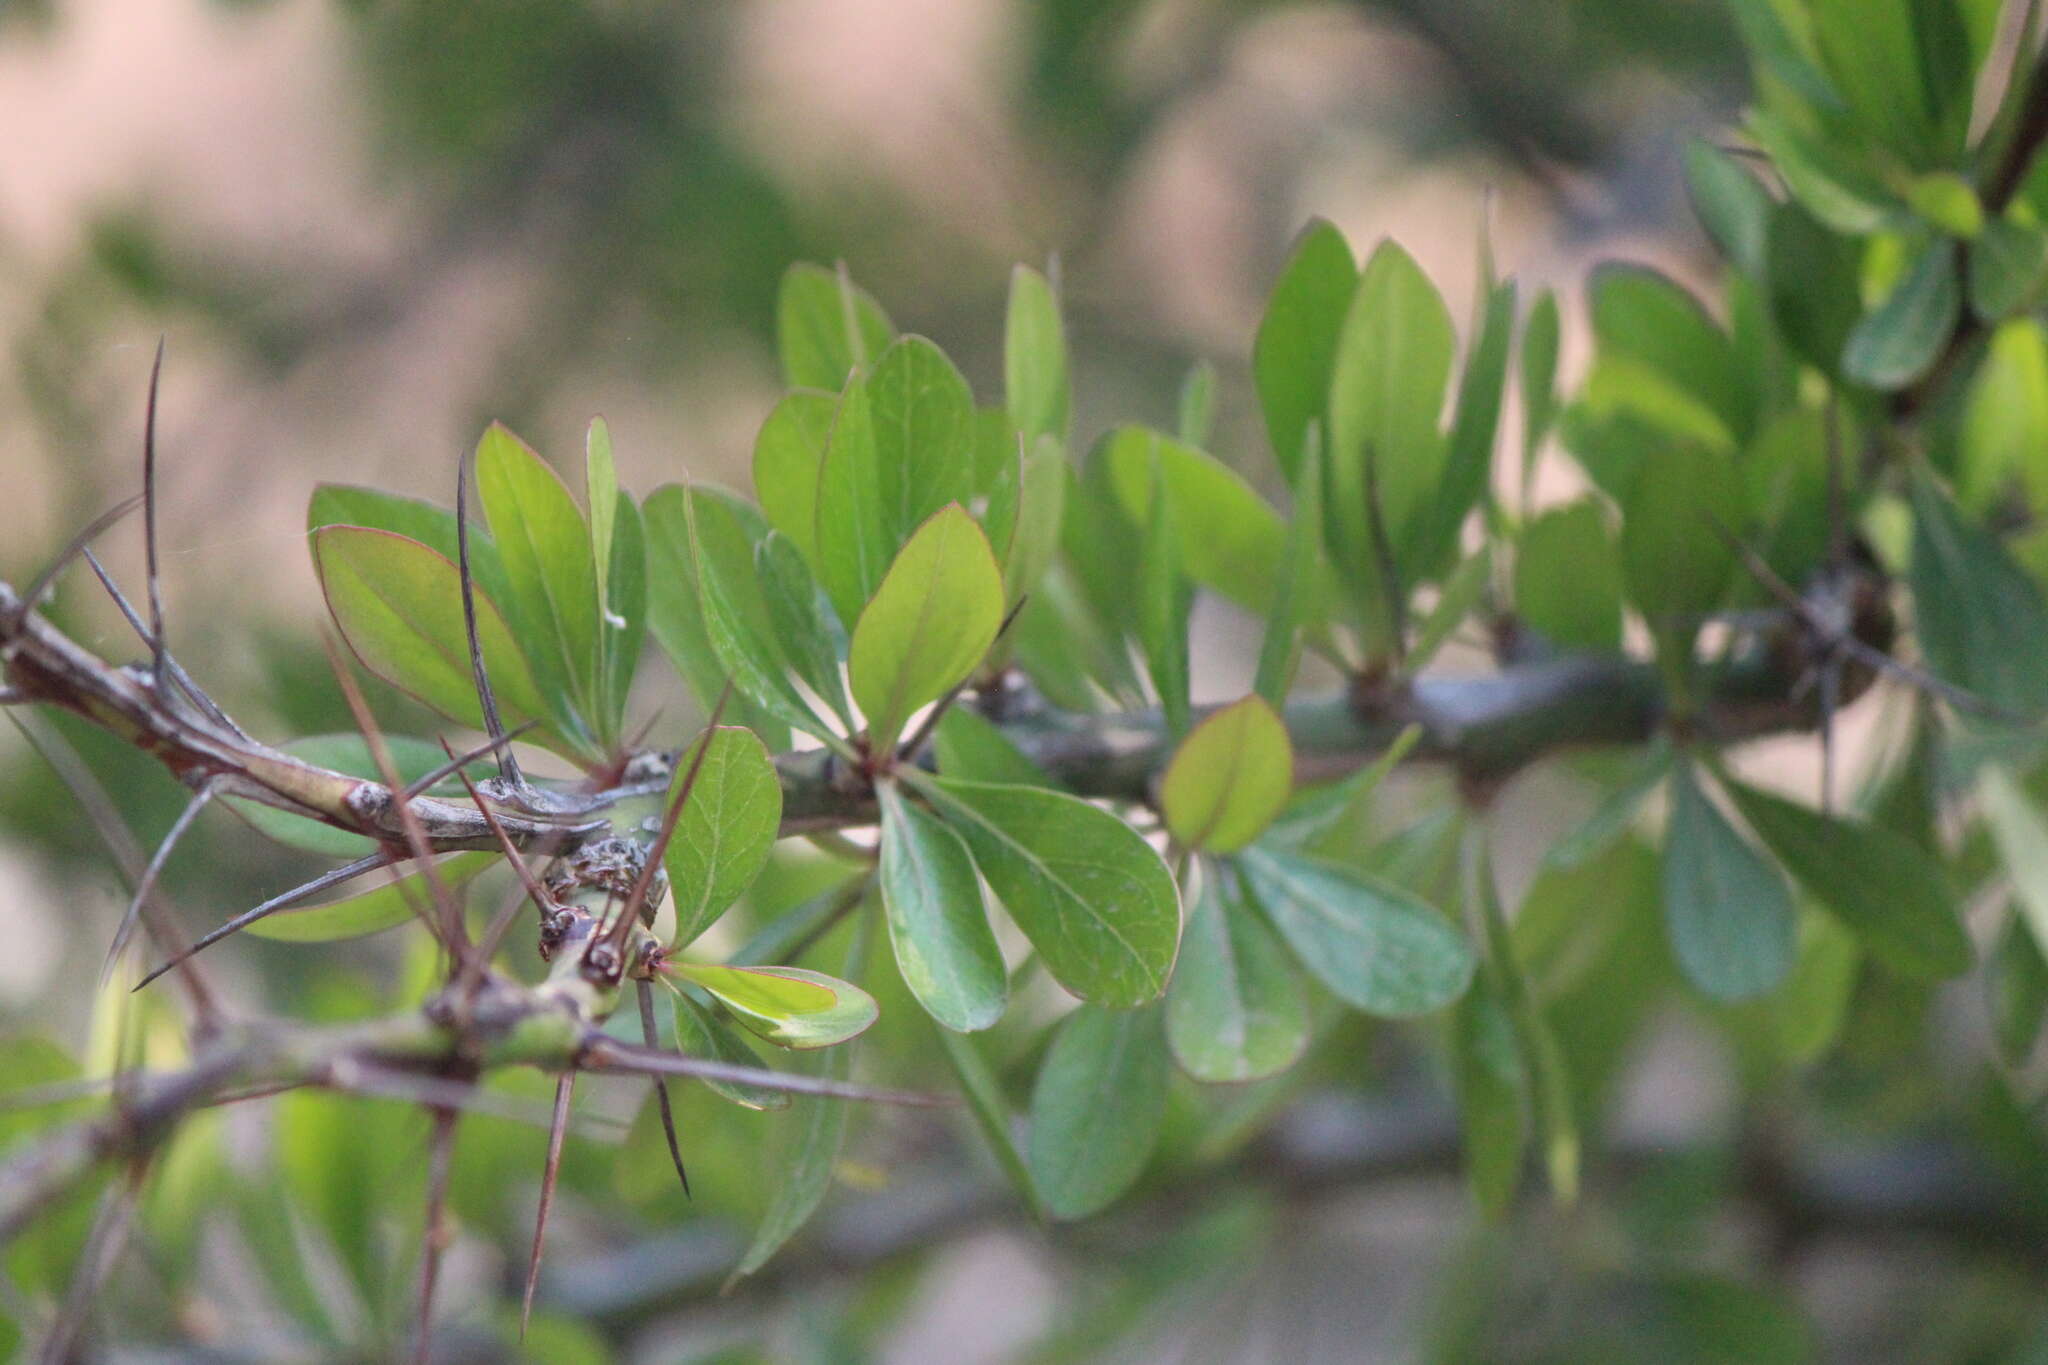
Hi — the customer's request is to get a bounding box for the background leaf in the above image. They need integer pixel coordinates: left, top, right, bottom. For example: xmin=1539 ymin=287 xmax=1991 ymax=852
xmin=1164 ymin=864 xmax=1307 ymax=1083
xmin=1661 ymin=763 xmax=1797 ymax=1001
xmin=1028 ymin=1004 xmax=1167 ymax=1220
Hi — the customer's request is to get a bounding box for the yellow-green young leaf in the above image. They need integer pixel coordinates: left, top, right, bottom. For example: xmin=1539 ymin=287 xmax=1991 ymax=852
xmin=1027 ymin=1004 xmax=1167 ymax=1220
xmin=598 ymin=485 xmax=646 ymax=736
xmin=1660 ymin=763 xmax=1796 ymax=1001
xmin=1159 ymin=697 xmax=1293 ymax=854
xmin=1164 ymin=865 xmax=1307 ymax=1083
xmin=1908 ymin=171 xmax=1983 ymax=238
xmin=1590 ymin=264 xmax=1752 ymax=444
xmin=669 ymin=989 xmax=790 ymax=1111
xmin=848 ymin=505 xmax=1004 ymax=751
xmin=474 ymin=423 xmax=601 ymax=732
xmin=878 ymin=782 xmax=1007 ymax=1033
xmin=1960 ymin=319 xmax=2048 ymax=512
xmin=586 ymin=417 xmax=618 ymax=628
xmin=1238 ymin=844 xmax=1474 ymax=1017
xmin=1254 ymin=424 xmax=1326 ymax=707
xmin=1177 ymin=359 xmax=1217 ymax=447
xmin=1409 ymin=547 xmax=1491 ymax=673
xmin=246 ymin=853 xmax=495 ymax=942
xmin=991 ymin=433 xmax=1066 ymax=611
xmin=672 ymin=963 xmax=877 ymax=1050
xmin=1005 ymin=264 xmax=1069 ymax=445
xmin=1255 ymin=219 xmax=1357 ymax=482
xmin=311 ymin=527 xmax=554 ymax=742
xmin=1722 ymin=778 xmax=1971 ymax=980
xmin=751 ymin=389 xmax=839 ymax=566
xmin=663 ymin=727 xmax=785 ymax=949
xmin=1618 ymin=443 xmax=1739 ymax=626
xmin=776 ymin=262 xmax=893 ymax=391
xmin=914 ymin=774 xmax=1181 ymax=1008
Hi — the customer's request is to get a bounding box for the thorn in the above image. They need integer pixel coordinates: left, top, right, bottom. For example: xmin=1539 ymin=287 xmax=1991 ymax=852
xmin=1819 ymin=655 xmax=1840 ymax=817
xmin=134 ymin=850 xmax=393 ymax=989
xmin=413 ymin=1106 xmax=458 ymax=1365
xmin=321 ymin=631 xmax=467 ymax=956
xmin=442 ymin=738 xmax=562 ymax=999
xmin=522 ymin=1071 xmax=575 ymax=1340
xmin=81 ymin=547 xmax=246 ymax=738
xmin=457 ymin=454 xmax=524 ymax=792
xmin=638 ymin=979 xmax=690 ymax=1198
xmin=102 ymin=779 xmax=219 ymax=982
xmin=16 ymin=493 xmax=145 ymax=621
xmin=400 ymin=720 xmax=540 ymax=802
xmin=583 ymin=1036 xmax=956 ymax=1106
xmin=143 ymin=338 xmax=169 ymax=689
xmin=604 ymin=685 xmax=732 ymax=957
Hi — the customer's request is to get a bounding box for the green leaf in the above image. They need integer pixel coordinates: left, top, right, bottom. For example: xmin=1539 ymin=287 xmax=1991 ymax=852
xmin=599 ymin=487 xmax=646 ymax=740
xmin=1763 ymin=201 xmax=1864 ymax=378
xmin=756 ymin=530 xmax=851 ymax=728
xmin=751 ymin=389 xmax=839 ymax=566
xmin=812 ymin=374 xmax=892 ymax=628
xmin=1684 ymin=139 xmax=1772 ymax=276
xmin=1237 ymin=844 xmax=1474 ymax=1017
xmin=1968 ymin=217 xmax=2048 ymax=321
xmin=1519 ymin=290 xmax=1561 ymax=496
xmin=726 ymin=923 xmax=870 ymax=1282
xmin=1253 ymin=423 xmax=1325 ymax=707
xmin=1959 ymin=318 xmax=2048 ymax=513
xmin=1412 ymin=281 xmax=1514 ymax=576
xmin=1909 ymin=466 xmax=2048 ymax=717
xmin=307 ymin=483 xmax=515 ymax=612
xmin=1590 ymin=264 xmax=1751 ymax=444
xmin=641 ymin=485 xmax=789 ymax=747
xmin=914 ymin=775 xmax=1181 ymax=1008
xmin=670 ymin=989 xmax=790 ymax=1111
xmin=673 ymin=962 xmax=878 ymax=1050
xmin=246 ymin=852 xmax=494 ymax=942
xmin=1988 ymin=909 xmax=2048 ymax=1065
xmin=1979 ymin=767 xmax=2048 ymax=960
xmin=1254 ymin=220 xmax=1357 ymax=482
xmin=475 ymin=422 xmax=601 ymax=734
xmin=869 ymin=335 xmax=976 ymax=547
xmin=848 ymin=505 xmax=1004 ymax=751
xmin=932 ymin=1024 xmax=1042 ymax=1216
xmin=777 ymin=262 xmax=893 ymax=391
xmin=1005 ymin=265 xmax=1069 ymax=445
xmin=311 ymin=526 xmax=554 ymax=741
xmin=1618 ymin=443 xmax=1740 ymax=626
xmin=1158 ymin=697 xmax=1293 ymax=854
xmin=1100 ymin=426 xmax=1293 ymax=613
xmin=1177 ymin=359 xmax=1217 ymax=447
xmin=1843 ymin=240 xmax=1959 ymax=391
xmin=662 ymin=726 xmax=784 ymax=949
xmin=933 ymin=707 xmax=1054 ymax=787
xmin=990 ymin=433 xmax=1066 ymax=611
xmin=1746 ymin=109 xmax=1898 ymax=235
xmin=670 ymin=484 xmax=833 ymax=740
xmin=1810 ymin=0 xmax=1969 ymax=166
xmin=1451 ymin=976 xmax=1526 ymax=1219
xmin=1660 ymin=763 xmax=1797 ymax=1001
xmin=878 ymin=782 xmax=1007 ymax=1033
xmin=1136 ymin=462 xmax=1192 ymax=738
xmin=1546 ymin=742 xmax=1672 ymax=869
xmin=1409 ymin=547 xmax=1491 ymax=674
xmin=230 ymin=733 xmax=470 ymax=857
xmin=1326 ymin=240 xmax=1454 ymax=597
xmin=1027 ymin=1004 xmax=1167 ymax=1219
xmin=1165 ymin=864 xmax=1308 ymax=1083
xmin=1516 ymin=501 xmax=1622 ymax=651
xmin=1727 ymin=911 xmax=1860 ymax=1065
xmin=1723 ymin=778 xmax=1969 ymax=979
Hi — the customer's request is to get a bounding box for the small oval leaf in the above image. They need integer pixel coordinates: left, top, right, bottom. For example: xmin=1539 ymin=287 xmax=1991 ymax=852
xmin=672 ymin=963 xmax=878 ymax=1050
xmin=1158 ymin=697 xmax=1294 ymax=854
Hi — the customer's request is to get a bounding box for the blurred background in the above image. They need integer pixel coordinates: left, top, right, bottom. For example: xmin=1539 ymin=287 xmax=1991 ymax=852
xmin=9 ymin=2 xmax=2024 ymax=1362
